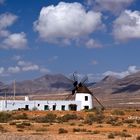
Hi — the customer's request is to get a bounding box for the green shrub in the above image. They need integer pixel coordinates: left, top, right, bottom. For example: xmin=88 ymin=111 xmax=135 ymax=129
xmin=0 ymin=112 xmax=12 ymax=123
xmin=58 ymin=128 xmax=68 ymax=134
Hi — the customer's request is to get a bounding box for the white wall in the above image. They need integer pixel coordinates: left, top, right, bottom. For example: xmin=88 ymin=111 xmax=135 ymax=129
xmin=0 ymin=100 xmax=81 ymax=111
xmin=75 ymin=93 xmax=93 ymax=110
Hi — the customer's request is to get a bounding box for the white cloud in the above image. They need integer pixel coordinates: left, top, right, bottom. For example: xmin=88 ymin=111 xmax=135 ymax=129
xmin=113 ymin=10 xmax=140 ymax=41
xmin=34 ymin=2 xmax=103 ymax=45
xmin=103 ymin=66 xmax=139 ymax=78
xmin=0 ymin=13 xmax=28 ymax=50
xmin=0 ymin=58 xmax=50 ymax=77
xmin=40 ymin=68 xmax=50 ymax=73
xmin=8 ymin=66 xmax=20 ymax=74
xmin=17 ymin=60 xmax=50 ymax=73
xmin=2 ymin=32 xmax=27 ymax=49
xmin=94 ymin=0 xmax=134 ymax=14
xmin=17 ymin=60 xmax=39 ymax=71
xmin=0 ymin=30 xmax=10 ymax=37
xmin=22 ymin=64 xmax=39 ymax=72
xmin=85 ymin=38 xmax=102 ymax=48
xmin=0 ymin=13 xmax=17 ymax=30
xmin=0 ymin=13 xmax=17 ymax=38
xmin=17 ymin=60 xmax=28 ymax=67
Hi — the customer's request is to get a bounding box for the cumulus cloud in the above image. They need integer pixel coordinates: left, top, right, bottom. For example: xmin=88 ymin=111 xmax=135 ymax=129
xmin=8 ymin=66 xmax=20 ymax=74
xmin=17 ymin=60 xmax=39 ymax=71
xmin=0 ymin=13 xmax=17 ymax=30
xmin=0 ymin=13 xmax=17 ymax=38
xmin=0 ymin=13 xmax=28 ymax=50
xmin=94 ymin=0 xmax=134 ymax=14
xmin=85 ymin=38 xmax=102 ymax=48
xmin=34 ymin=2 xmax=103 ymax=45
xmin=22 ymin=64 xmax=39 ymax=72
xmin=2 ymin=32 xmax=27 ymax=49
xmin=103 ymin=66 xmax=139 ymax=78
xmin=113 ymin=10 xmax=140 ymax=41
xmin=17 ymin=60 xmax=50 ymax=73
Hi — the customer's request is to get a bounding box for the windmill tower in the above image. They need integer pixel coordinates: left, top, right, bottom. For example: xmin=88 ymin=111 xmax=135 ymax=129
xmin=66 ymin=73 xmax=104 ymax=110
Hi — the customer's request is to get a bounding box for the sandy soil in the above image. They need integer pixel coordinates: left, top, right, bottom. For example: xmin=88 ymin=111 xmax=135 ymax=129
xmin=0 ymin=109 xmax=139 ymax=140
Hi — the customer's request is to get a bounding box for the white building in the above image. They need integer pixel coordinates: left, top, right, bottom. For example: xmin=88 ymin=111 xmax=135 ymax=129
xmin=0 ymin=87 xmax=93 ymax=111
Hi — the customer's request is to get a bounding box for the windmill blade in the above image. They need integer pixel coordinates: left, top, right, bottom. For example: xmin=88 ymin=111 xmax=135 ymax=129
xmin=92 ymin=94 xmax=105 ymax=110
xmin=73 ymin=72 xmax=78 ymax=82
xmin=80 ymin=75 xmax=88 ymax=85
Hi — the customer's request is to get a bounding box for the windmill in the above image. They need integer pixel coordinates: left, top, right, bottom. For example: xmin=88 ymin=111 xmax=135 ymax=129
xmin=66 ymin=72 xmax=105 ymax=110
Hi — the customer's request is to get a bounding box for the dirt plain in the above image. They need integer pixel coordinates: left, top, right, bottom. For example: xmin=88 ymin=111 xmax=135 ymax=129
xmin=0 ymin=109 xmax=139 ymax=140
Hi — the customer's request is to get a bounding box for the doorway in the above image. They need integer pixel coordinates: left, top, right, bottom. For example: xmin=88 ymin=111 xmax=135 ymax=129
xmin=69 ymin=104 xmax=77 ymax=111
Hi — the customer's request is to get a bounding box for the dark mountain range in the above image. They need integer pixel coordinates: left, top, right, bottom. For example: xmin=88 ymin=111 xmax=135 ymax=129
xmin=92 ymin=72 xmax=140 ymax=97
xmin=7 ymin=74 xmax=72 ymax=95
xmin=0 ymin=72 xmax=140 ymax=97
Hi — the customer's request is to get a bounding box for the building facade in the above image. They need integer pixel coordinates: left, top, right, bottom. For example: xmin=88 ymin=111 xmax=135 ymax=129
xmin=0 ymin=99 xmax=81 ymax=111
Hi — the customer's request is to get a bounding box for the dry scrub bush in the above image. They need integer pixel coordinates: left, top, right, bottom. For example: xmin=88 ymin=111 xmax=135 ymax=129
xmin=0 ymin=112 xmax=12 ymax=123
xmin=57 ymin=114 xmax=78 ymax=123
xmin=111 ymin=110 xmax=125 ymax=115
xmin=136 ymin=136 xmax=140 ymax=140
xmin=34 ymin=113 xmax=57 ymax=123
xmin=14 ymin=113 xmax=28 ymax=120
xmin=58 ymin=128 xmax=68 ymax=134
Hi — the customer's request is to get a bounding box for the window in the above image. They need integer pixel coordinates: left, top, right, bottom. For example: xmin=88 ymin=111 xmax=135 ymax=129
xmin=84 ymin=106 xmax=89 ymax=110
xmin=44 ymin=105 xmax=49 ymax=110
xmin=53 ymin=105 xmax=56 ymax=110
xmin=85 ymin=96 xmax=88 ymax=101
xmin=25 ymin=105 xmax=29 ymax=110
xmin=61 ymin=105 xmax=65 ymax=111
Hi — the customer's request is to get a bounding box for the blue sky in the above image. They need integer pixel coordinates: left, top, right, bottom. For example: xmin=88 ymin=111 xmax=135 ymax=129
xmin=0 ymin=0 xmax=140 ymax=83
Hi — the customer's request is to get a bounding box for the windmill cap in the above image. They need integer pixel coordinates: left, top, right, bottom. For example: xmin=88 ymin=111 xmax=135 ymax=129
xmin=76 ymin=86 xmax=92 ymax=95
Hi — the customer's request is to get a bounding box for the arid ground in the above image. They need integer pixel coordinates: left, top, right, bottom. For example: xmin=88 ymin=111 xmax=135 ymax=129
xmin=0 ymin=109 xmax=140 ymax=140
